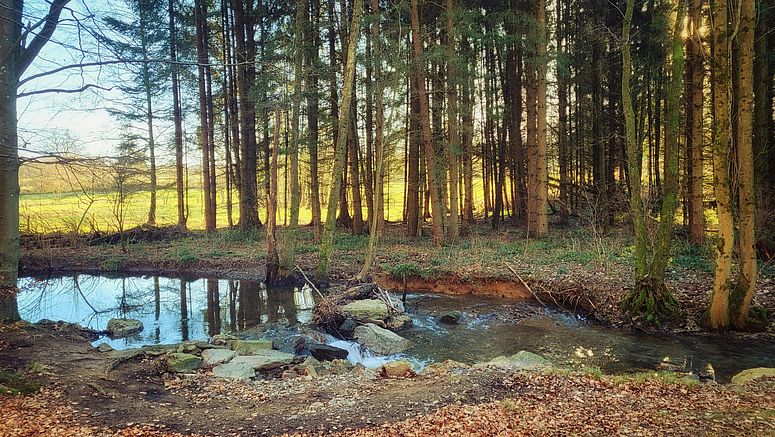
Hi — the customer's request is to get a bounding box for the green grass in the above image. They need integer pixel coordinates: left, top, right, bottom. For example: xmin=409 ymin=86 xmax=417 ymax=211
xmin=612 ymin=371 xmax=699 ymax=387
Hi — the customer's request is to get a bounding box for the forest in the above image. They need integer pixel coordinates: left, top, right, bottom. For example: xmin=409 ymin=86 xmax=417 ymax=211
xmin=0 ymin=0 xmax=774 ymax=435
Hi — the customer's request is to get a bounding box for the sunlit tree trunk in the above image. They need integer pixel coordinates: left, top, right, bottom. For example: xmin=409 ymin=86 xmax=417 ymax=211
xmin=534 ymin=0 xmax=548 ymax=237
xmin=729 ymin=0 xmax=756 ymax=328
xmin=707 ymin=0 xmax=734 ymax=330
xmin=317 ymin=0 xmax=363 ymax=280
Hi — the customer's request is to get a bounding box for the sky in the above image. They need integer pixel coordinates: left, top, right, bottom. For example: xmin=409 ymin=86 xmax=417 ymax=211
xmin=18 ymin=0 xmax=141 ymax=158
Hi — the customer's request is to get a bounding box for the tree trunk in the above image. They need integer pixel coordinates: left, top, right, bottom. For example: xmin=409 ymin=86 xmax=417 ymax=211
xmin=406 ymin=72 xmax=421 ymax=237
xmin=445 ymin=0 xmax=459 ymax=241
xmin=317 ymin=0 xmax=363 ymax=280
xmin=685 ymin=0 xmax=704 ymax=244
xmin=306 ymin=0 xmax=322 ymax=242
xmin=195 ymin=0 xmax=215 ymax=232
xmin=357 ymin=0 xmax=384 ymax=280
xmin=139 ymin=11 xmax=157 ymax=227
xmin=410 ymin=0 xmax=444 ymax=245
xmin=534 ymin=0 xmax=549 ymax=237
xmin=729 ymin=0 xmax=756 ymax=328
xmin=461 ymin=36 xmax=475 ymax=229
xmin=266 ymin=109 xmax=281 ymax=284
xmin=170 ymin=0 xmax=186 ymax=230
xmin=278 ymin=0 xmax=307 ymax=279
xmin=707 ymin=0 xmax=734 ymax=330
xmin=233 ymin=0 xmax=261 ymax=230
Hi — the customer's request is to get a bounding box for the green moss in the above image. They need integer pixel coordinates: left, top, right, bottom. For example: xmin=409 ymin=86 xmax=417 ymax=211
xmin=0 ymin=369 xmax=42 ymax=395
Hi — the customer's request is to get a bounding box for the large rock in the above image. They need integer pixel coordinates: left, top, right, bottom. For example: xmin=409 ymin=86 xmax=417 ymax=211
xmin=230 ymin=350 xmax=296 ymax=371
xmin=353 ymin=323 xmax=412 ymax=356
xmin=229 ymin=339 xmax=274 ymax=355
xmin=731 ymin=367 xmax=775 ymax=384
xmin=166 ymin=353 xmax=203 ymax=373
xmin=385 ymin=315 xmax=412 ymax=331
xmin=213 ymin=361 xmax=255 ymax=380
xmin=341 ymin=299 xmax=390 ymax=323
xmin=202 ymin=348 xmax=236 ymax=366
xmin=380 ymin=360 xmax=415 ymax=378
xmin=485 ymin=351 xmax=551 ymax=370
xmin=309 ymin=343 xmax=349 ymax=361
xmin=106 ymin=318 xmax=143 ymax=338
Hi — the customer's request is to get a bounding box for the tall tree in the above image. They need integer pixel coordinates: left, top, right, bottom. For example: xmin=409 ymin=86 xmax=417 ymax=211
xmin=317 ymin=0 xmax=363 ymax=280
xmin=1 ymin=0 xmax=70 ymax=322
xmin=305 ymin=0 xmax=323 ymax=242
xmin=410 ymin=0 xmax=444 ymax=245
xmin=278 ymin=0 xmax=306 ymax=279
xmin=620 ymin=0 xmax=685 ymax=324
xmin=445 ymin=0 xmax=460 ymax=241
xmin=357 ymin=0 xmax=385 ymax=280
xmin=169 ymin=0 xmax=187 ymax=230
xmin=685 ymin=0 xmax=704 ymax=244
xmin=195 ymin=0 xmax=216 ymax=232
xmin=707 ymin=0 xmax=734 ymax=329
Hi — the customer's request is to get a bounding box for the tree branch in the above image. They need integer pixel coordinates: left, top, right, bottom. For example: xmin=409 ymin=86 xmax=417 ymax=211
xmin=16 ymin=0 xmax=72 ymax=77
xmin=17 ymin=83 xmax=112 ymax=98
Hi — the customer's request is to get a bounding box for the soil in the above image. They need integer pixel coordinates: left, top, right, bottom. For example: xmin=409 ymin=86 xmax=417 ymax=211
xmin=1 ymin=322 xmax=774 ymax=437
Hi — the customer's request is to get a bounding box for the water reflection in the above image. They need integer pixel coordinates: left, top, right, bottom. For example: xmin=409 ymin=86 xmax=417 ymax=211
xmin=17 ymin=274 xmax=316 ymax=350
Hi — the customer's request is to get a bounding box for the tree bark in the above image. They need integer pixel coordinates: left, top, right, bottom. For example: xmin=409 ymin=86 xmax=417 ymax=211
xmin=685 ymin=0 xmax=704 ymax=244
xmin=410 ymin=0 xmax=444 ymax=245
xmin=306 ymin=0 xmax=322 ymax=242
xmin=266 ymin=109 xmax=281 ymax=284
xmin=708 ymin=0 xmax=734 ymax=330
xmin=445 ymin=0 xmax=459 ymax=241
xmin=317 ymin=0 xmax=363 ymax=280
xmin=169 ymin=0 xmax=186 ymax=230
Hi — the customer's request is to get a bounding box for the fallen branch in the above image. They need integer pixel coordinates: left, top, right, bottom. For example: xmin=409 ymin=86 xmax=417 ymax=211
xmin=504 ymin=264 xmax=546 ymax=308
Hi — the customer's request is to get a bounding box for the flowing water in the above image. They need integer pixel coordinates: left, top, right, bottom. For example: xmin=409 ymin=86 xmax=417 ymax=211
xmin=18 ymin=274 xmax=775 ymax=382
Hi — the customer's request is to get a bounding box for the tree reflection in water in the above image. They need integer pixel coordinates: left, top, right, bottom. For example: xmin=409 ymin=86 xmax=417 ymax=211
xmin=16 ymin=274 xmax=317 ymax=349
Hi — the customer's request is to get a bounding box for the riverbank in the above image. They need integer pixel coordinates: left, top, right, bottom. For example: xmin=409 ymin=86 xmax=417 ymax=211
xmin=1 ymin=322 xmax=773 ymax=436
xmin=19 ymin=223 xmax=775 ymax=333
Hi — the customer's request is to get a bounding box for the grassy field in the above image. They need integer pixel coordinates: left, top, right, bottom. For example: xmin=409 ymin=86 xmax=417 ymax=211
xmin=19 ymin=176 xmax=419 ymax=234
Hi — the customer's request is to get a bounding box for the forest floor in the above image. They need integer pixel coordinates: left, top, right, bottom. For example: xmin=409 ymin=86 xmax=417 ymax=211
xmin=19 ymin=221 xmax=775 ymax=333
xmin=1 ymin=322 xmax=774 ymax=436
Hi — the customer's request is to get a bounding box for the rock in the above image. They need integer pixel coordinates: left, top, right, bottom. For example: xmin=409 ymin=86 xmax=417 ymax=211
xmin=166 ymin=353 xmax=203 ymax=373
xmin=230 ymin=340 xmax=274 ymax=355
xmin=297 ymin=357 xmax=319 ymax=377
xmin=210 ymin=334 xmax=238 ymax=346
xmin=230 ymin=350 xmax=296 ymax=371
xmin=380 ymin=360 xmax=415 ymax=378
xmin=353 ymin=323 xmax=412 ymax=356
xmin=385 ymin=314 xmax=412 ymax=331
xmin=308 ymin=343 xmax=349 ymax=361
xmin=202 ymin=348 xmax=237 ymax=366
xmin=96 ymin=343 xmax=114 ymax=353
xmin=213 ymin=361 xmax=255 ymax=380
xmin=177 ymin=342 xmax=199 ymax=354
xmin=731 ymin=367 xmax=775 ymax=384
xmin=106 ymin=318 xmax=143 ymax=338
xmin=485 ymin=351 xmax=551 ymax=370
xmin=656 ymin=356 xmax=686 ymax=373
xmin=341 ymin=299 xmax=390 ymax=323
xmin=338 ymin=319 xmax=356 ymax=337
xmin=438 ymin=310 xmax=463 ymax=325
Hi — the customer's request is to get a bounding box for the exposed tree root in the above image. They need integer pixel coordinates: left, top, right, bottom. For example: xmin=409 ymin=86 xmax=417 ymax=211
xmin=620 ymin=276 xmax=680 ymax=325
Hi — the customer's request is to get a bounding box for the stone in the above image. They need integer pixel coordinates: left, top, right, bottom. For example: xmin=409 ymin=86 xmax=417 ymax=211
xmin=210 ymin=334 xmax=238 ymax=346
xmin=380 ymin=360 xmax=415 ymax=378
xmin=341 ymin=299 xmax=390 ymax=322
xmin=177 ymin=342 xmax=199 ymax=354
xmin=385 ymin=314 xmax=412 ymax=331
xmin=106 ymin=318 xmax=143 ymax=338
xmin=230 ymin=340 xmax=274 ymax=355
xmin=202 ymin=348 xmax=237 ymax=366
xmin=438 ymin=310 xmax=463 ymax=325
xmin=338 ymin=319 xmax=357 ymax=337
xmin=96 ymin=343 xmax=114 ymax=353
xmin=353 ymin=323 xmax=413 ymax=356
xmin=166 ymin=353 xmax=203 ymax=373
xmin=213 ymin=361 xmax=255 ymax=380
xmin=485 ymin=351 xmax=551 ymax=370
xmin=731 ymin=367 xmax=775 ymax=384
xmin=308 ymin=343 xmax=349 ymax=361
xmin=230 ymin=350 xmax=296 ymax=371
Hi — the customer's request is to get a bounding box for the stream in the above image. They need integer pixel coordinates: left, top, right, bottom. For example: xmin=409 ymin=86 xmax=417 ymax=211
xmin=17 ymin=274 xmax=775 ymax=382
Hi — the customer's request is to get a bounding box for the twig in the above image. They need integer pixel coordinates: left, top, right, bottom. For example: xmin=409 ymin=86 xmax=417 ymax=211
xmin=504 ymin=263 xmax=546 ymax=308
xmin=294 ymin=265 xmax=326 ymax=300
